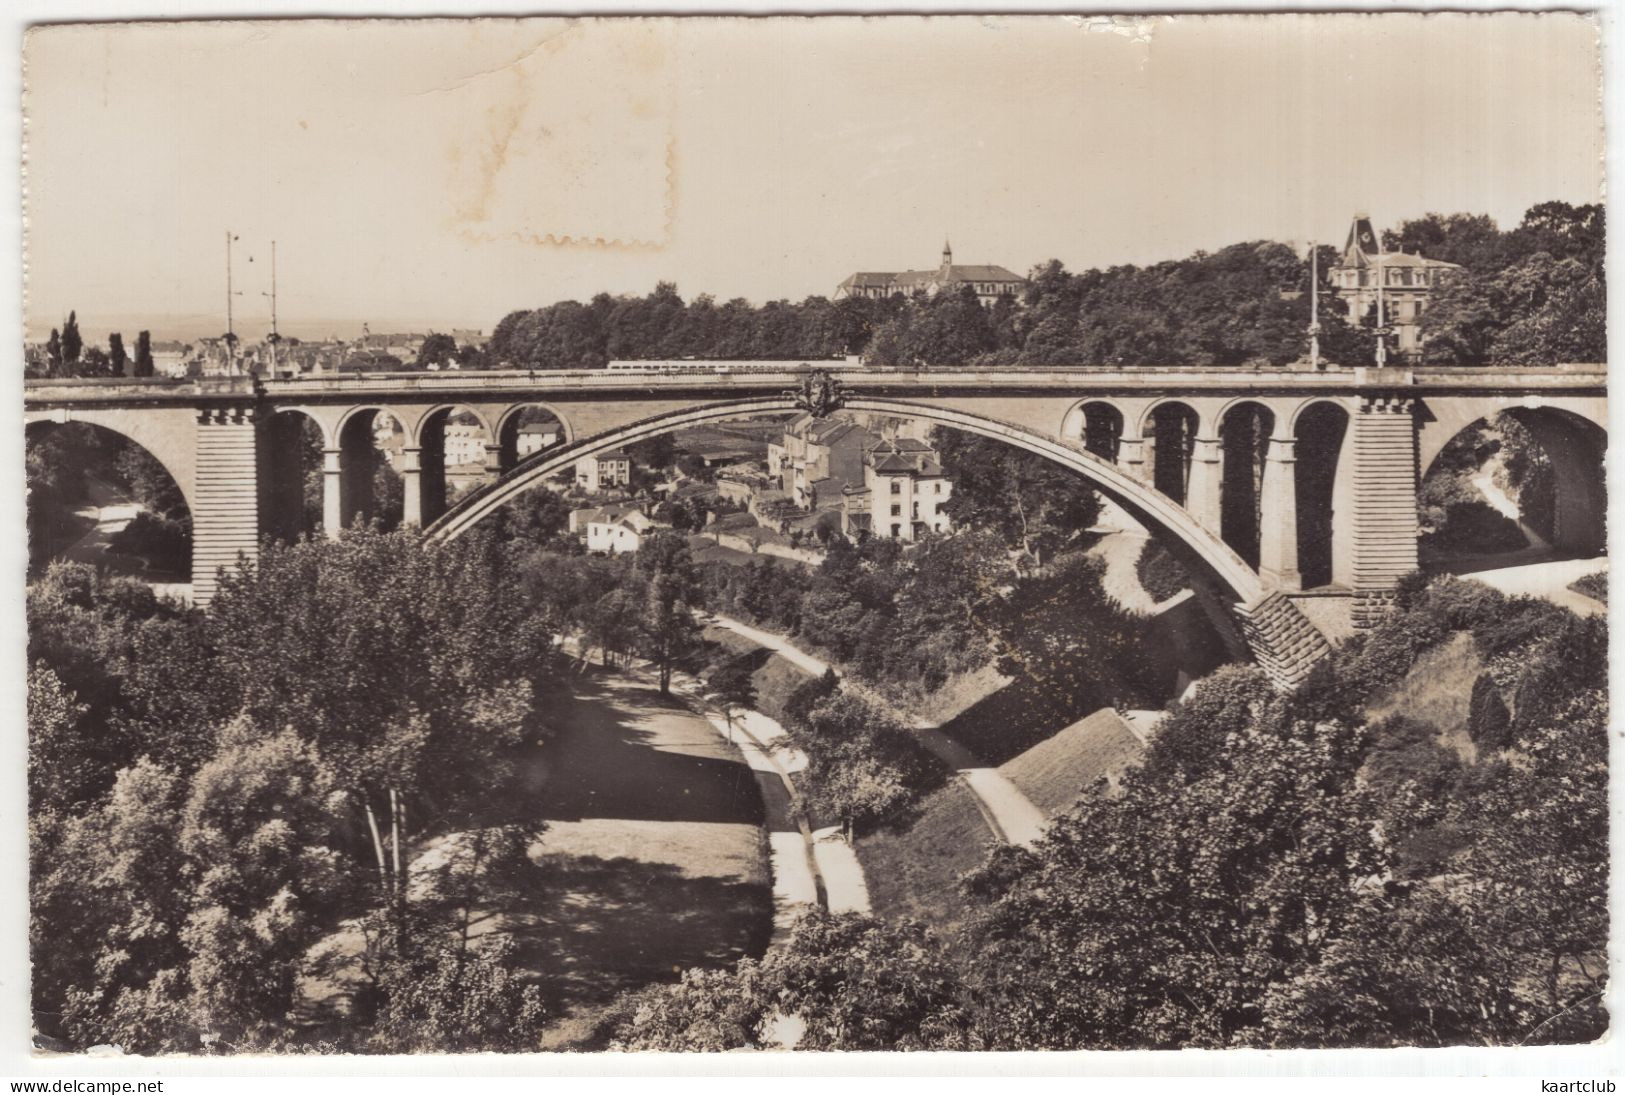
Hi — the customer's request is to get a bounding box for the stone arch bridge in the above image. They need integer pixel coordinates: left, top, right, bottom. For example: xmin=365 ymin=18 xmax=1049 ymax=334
xmin=24 ymin=364 xmax=1606 ymax=686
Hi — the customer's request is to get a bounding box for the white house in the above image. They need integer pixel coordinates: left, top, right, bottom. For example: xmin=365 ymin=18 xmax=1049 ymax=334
xmin=842 ymin=437 xmax=953 ymax=542
xmin=586 ymin=509 xmax=666 ymax=554
xmin=576 ymin=449 xmax=633 ymax=492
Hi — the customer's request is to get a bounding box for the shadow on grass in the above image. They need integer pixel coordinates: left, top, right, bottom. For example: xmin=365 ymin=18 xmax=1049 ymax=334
xmin=934 ymin=672 xmax=1110 ymax=768
xmin=464 ymin=677 xmax=766 ymax=830
xmin=502 ymin=852 xmax=772 ymax=1045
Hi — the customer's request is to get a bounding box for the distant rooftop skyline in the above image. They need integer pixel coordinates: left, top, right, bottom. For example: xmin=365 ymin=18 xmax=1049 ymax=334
xmin=24 ymin=15 xmax=1603 ymax=345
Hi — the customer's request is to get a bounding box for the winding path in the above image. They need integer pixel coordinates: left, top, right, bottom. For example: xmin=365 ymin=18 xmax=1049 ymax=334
xmin=705 ymin=613 xmax=1049 ymax=849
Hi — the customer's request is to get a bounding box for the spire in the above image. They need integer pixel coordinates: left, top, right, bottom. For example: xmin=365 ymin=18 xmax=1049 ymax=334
xmin=1346 ymin=214 xmax=1379 ymax=258
xmin=940 ymin=238 xmax=952 ymax=275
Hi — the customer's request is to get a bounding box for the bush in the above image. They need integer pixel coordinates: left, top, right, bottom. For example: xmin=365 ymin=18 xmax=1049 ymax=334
xmin=1467 ymin=595 xmax=1569 ymax=658
xmin=1418 ymin=576 xmax=1506 ymax=632
xmin=1134 ymin=538 xmax=1189 ymax=603
xmin=1361 ymin=715 xmax=1464 ymax=805
xmin=1569 ymin=571 xmax=1607 ymax=604
xmin=1466 ymin=673 xmax=1512 ymax=752
xmin=1342 ymin=603 xmax=1449 ymax=696
xmin=107 ymin=512 xmax=192 ymax=578
xmin=1422 ymin=501 xmax=1530 ymax=556
xmin=791 ymin=690 xmax=942 ymax=833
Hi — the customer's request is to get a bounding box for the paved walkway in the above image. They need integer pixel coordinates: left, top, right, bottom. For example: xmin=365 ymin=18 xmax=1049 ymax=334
xmin=707 ymin=612 xmax=1050 ymax=850
xmin=1461 ymin=556 xmax=1608 ymax=618
xmin=705 ymin=613 xmax=831 ymax=678
xmin=562 ymin=639 xmax=860 ymax=934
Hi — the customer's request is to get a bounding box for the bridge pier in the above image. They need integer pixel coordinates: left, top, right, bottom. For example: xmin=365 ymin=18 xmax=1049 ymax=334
xmin=400 ymin=447 xmax=424 ymax=527
xmin=192 ymin=407 xmax=261 ymax=606
xmin=1186 ymin=436 xmax=1223 ymax=532
xmin=1258 ymin=434 xmax=1301 ymax=590
xmin=322 ymin=447 xmax=343 ymax=537
xmin=1350 ymin=396 xmax=1420 ymax=625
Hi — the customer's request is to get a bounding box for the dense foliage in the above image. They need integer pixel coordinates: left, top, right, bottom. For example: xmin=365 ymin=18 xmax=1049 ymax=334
xmin=28 ymin=530 xmax=563 ymax=1053
xmin=1402 ymin=202 xmax=1605 ymax=365
xmin=619 ymin=573 xmax=1607 ymax=1049
xmin=477 ymin=203 xmax=1605 ymax=372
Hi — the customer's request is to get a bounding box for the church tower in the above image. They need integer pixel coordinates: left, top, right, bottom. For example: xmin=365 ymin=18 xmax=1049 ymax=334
xmin=940 ymin=239 xmax=953 ymax=274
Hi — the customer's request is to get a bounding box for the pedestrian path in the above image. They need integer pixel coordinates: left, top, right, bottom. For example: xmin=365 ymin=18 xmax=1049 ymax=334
xmin=808 ymin=828 xmax=872 ymax=914
xmin=913 ymin=727 xmax=1048 ymax=847
xmin=707 ymin=612 xmax=1050 ymax=851
xmin=706 ymin=613 xmax=832 ymax=678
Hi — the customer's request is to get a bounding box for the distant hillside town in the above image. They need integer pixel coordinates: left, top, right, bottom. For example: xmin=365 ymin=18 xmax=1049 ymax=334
xmin=551 ymin=411 xmax=956 ymax=562
xmin=24 ymin=201 xmax=1603 ymax=380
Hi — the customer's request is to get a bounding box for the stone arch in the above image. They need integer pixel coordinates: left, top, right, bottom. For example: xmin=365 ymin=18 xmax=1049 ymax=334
xmin=409 ymin=403 xmax=496 ymax=450
xmin=1292 ymin=401 xmax=1353 ymax=589
xmin=1421 ymin=405 xmax=1606 ymax=558
xmin=1217 ymin=400 xmax=1276 ymax=569
xmin=1063 ymin=399 xmax=1126 ymax=462
xmin=336 ymin=406 xmax=406 ymax=531
xmin=1142 ymin=400 xmax=1200 ymax=505
xmin=23 ymin=406 xmax=199 ymax=513
xmin=412 ymin=404 xmax=495 ymax=526
xmin=494 ymin=402 xmax=572 ymax=473
xmin=25 ymin=417 xmax=196 ymax=579
xmin=428 ymin=395 xmax=1266 ymax=607
xmin=258 ymin=407 xmax=326 ymax=544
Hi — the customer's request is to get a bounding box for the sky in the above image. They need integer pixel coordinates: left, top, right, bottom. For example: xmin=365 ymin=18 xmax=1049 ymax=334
xmin=22 ymin=13 xmax=1604 ymax=344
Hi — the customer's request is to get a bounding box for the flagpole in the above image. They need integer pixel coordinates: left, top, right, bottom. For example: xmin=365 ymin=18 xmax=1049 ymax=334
xmin=1374 ymin=223 xmax=1387 ymax=367
xmin=1308 ymin=242 xmax=1320 ymax=369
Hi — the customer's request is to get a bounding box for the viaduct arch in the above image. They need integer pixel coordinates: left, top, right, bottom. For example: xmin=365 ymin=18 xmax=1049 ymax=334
xmin=23 ymin=365 xmax=1608 ymax=686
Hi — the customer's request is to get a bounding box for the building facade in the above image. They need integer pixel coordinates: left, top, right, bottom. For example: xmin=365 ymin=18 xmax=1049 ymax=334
xmin=841 ymin=436 xmax=953 ymax=542
xmin=575 ymin=450 xmax=633 ymax=492
xmin=836 ymin=242 xmax=1026 ymax=307
xmin=1328 ymin=214 xmax=1461 ymax=361
xmin=767 ymin=414 xmax=882 ymax=510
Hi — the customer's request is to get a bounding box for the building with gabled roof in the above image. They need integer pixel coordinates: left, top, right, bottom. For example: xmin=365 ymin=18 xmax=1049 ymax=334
xmin=766 ymin=412 xmax=883 ymax=510
xmin=836 ymin=242 xmax=1026 ymax=307
xmin=842 ymin=436 xmax=953 ymax=542
xmin=1328 ymin=213 xmax=1461 ymax=361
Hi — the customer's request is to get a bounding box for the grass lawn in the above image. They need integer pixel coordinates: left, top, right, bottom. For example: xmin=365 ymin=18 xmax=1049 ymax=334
xmin=696 ymin=625 xmax=817 ymax=725
xmin=999 ymin=707 xmax=1144 ymax=819
xmin=853 ymin=778 xmax=998 ymax=942
xmin=1366 ymin=631 xmax=1483 ymax=763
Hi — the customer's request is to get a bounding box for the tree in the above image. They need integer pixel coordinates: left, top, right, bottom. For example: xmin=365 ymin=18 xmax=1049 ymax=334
xmin=61 ymin=311 xmax=82 ymax=364
xmin=27 ymin=663 xmax=95 ymax=815
xmin=176 ymin=719 xmax=348 ymax=1042
xmin=207 ymin=528 xmax=556 ymax=885
xmin=415 ymin=332 xmax=457 ymax=370
xmin=368 ymin=936 xmax=545 ymax=1053
xmin=46 ymin=328 xmax=62 ymax=372
xmin=108 ymin=332 xmax=128 ymax=377
xmin=706 ymin=661 xmax=757 ymax=741
xmin=934 ymin=429 xmax=1098 ymax=569
xmin=133 ymin=330 xmax=155 ymax=378
xmin=82 ymin=346 xmax=113 ymax=377
xmin=610 ymin=912 xmax=974 ymax=1050
xmin=964 ymin=708 xmax=1383 ymax=1049
xmin=1466 ymin=672 xmax=1512 ymax=751
xmin=790 ymin=690 xmax=936 ymax=836
xmin=631 ymin=531 xmax=703 ymax=693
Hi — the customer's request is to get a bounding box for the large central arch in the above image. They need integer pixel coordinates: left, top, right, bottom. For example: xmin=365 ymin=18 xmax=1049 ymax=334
xmin=426 ymin=395 xmax=1267 ymax=606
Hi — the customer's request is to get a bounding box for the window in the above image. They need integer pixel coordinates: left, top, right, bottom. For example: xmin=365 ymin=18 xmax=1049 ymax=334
xmin=891 ymin=524 xmax=901 ymax=539
xmin=890 ymin=480 xmax=901 ymax=494
xmin=911 ymin=502 xmax=919 ymax=518
xmin=934 ymin=482 xmax=942 ymax=494
xmin=891 ymin=503 xmax=901 ymax=516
